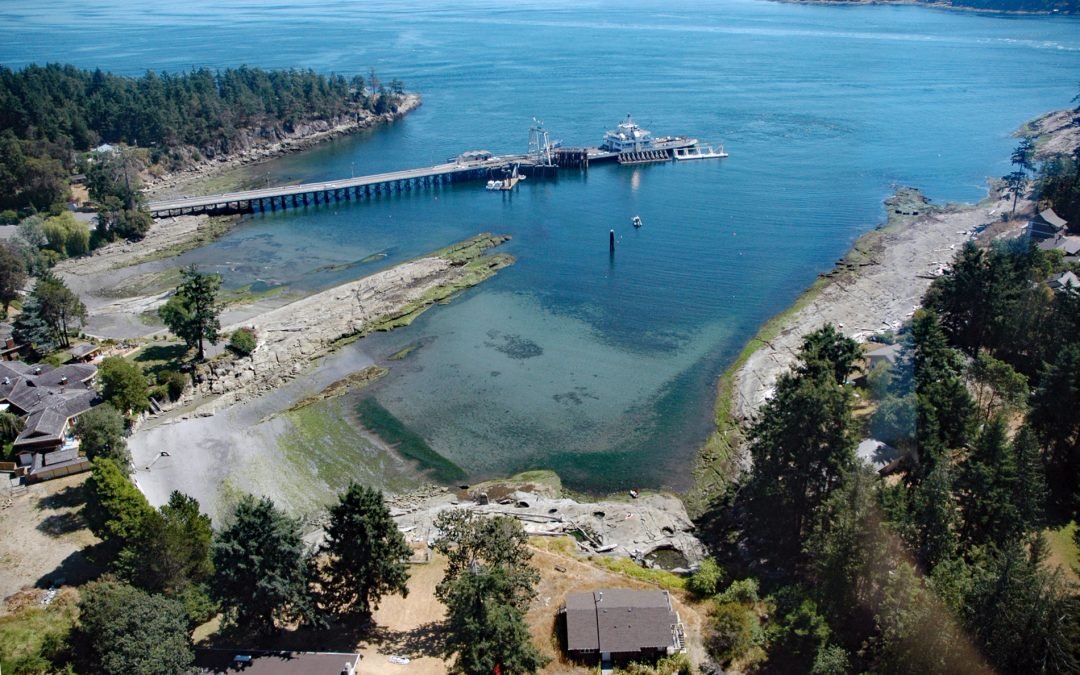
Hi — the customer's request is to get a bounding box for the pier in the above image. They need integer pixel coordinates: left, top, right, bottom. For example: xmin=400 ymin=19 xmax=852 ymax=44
xmin=148 ymin=155 xmax=535 ymax=218
xmin=147 ymin=119 xmax=718 ymax=218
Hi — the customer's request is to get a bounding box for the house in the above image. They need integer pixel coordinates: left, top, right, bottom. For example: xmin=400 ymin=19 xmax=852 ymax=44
xmin=865 ymin=343 xmax=902 ymax=371
xmin=562 ymin=589 xmax=684 ymax=664
xmin=0 ymin=360 xmax=99 ymax=482
xmin=1038 ymin=234 xmax=1080 ymax=262
xmin=1028 ymin=208 xmax=1069 ymax=241
xmin=1048 ymin=270 xmax=1080 ymax=292
xmin=67 ymin=343 xmax=102 ymax=363
xmin=194 ymin=649 xmax=360 ymax=674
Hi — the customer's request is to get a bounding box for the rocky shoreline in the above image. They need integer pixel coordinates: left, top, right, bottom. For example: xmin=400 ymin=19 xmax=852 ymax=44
xmin=187 ymin=234 xmax=514 ymax=412
xmin=688 ymin=107 xmax=1078 ymax=514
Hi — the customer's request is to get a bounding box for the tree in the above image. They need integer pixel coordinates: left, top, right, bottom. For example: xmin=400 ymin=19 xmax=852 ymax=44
xmin=957 ymin=415 xmax=1020 ymax=548
xmin=1011 ymin=138 xmax=1036 ymax=175
xmin=1029 ymin=343 xmax=1080 ymax=515
xmin=315 ymin=482 xmax=410 ymax=622
xmin=1003 ymin=170 xmax=1028 ymax=215
xmin=743 ymin=325 xmax=858 ymax=562
xmin=228 ymin=327 xmax=256 ymax=356
xmin=433 ymin=510 xmax=539 ymax=610
xmin=1011 ymin=425 xmax=1047 ymax=534
xmin=19 ymin=272 xmax=87 ymax=349
xmin=98 ymin=356 xmax=149 ymax=415
xmin=211 ymin=494 xmax=312 ymax=634
xmin=969 ymin=352 xmax=1028 ymax=424
xmin=441 ymin=565 xmax=546 ymax=675
xmin=86 ymin=145 xmax=143 ymax=211
xmin=83 ymin=457 xmax=153 ymax=560
xmin=73 ymin=403 xmax=128 ymax=465
xmin=686 ymin=558 xmax=725 ymax=598
xmin=41 ymin=212 xmax=89 ymax=258
xmin=158 ymin=265 xmax=221 ymax=361
xmin=75 ymin=579 xmax=193 ymax=675
xmin=129 ymin=491 xmax=214 ymax=597
xmin=12 ymin=292 xmax=58 ymax=355
xmin=0 ymin=241 xmax=26 ymax=314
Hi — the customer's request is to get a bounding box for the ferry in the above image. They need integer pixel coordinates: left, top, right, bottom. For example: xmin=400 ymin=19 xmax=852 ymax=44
xmin=600 ymin=115 xmax=697 ymax=154
xmin=673 ymin=144 xmax=728 ymax=160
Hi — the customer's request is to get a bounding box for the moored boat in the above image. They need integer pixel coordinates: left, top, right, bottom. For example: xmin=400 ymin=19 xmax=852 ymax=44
xmin=673 ymin=143 xmax=728 ymax=160
xmin=631 ymin=216 xmax=643 ymax=228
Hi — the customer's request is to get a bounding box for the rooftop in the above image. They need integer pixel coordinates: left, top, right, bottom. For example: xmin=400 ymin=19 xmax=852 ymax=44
xmin=194 ymin=649 xmax=361 ymax=675
xmin=565 ymin=589 xmax=678 ymax=655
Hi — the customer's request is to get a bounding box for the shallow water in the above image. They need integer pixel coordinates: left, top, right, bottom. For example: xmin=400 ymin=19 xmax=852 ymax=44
xmin=6 ymin=0 xmax=1079 ymax=492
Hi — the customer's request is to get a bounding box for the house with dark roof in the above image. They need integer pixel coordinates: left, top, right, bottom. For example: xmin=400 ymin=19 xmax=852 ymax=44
xmin=1028 ymin=208 xmax=1069 ymax=241
xmin=1048 ymin=270 xmax=1080 ymax=292
xmin=1038 ymin=234 xmax=1080 ymax=262
xmin=194 ymin=649 xmax=360 ymax=674
xmin=0 ymin=360 xmax=99 ymax=482
xmin=562 ymin=589 xmax=684 ymax=665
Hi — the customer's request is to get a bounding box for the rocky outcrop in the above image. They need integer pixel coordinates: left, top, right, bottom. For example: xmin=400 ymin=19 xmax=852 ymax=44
xmin=191 ymin=234 xmax=512 ymax=411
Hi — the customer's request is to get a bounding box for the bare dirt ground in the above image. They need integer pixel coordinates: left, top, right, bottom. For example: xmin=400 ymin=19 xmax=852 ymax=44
xmin=0 ymin=474 xmax=101 ymax=608
xmin=352 ymin=544 xmax=709 ymax=675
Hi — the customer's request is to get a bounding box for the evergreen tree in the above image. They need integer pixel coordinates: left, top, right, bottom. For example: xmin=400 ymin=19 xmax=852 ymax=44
xmin=1029 ymin=343 xmax=1080 ymax=515
xmin=75 ymin=580 xmax=193 ymax=675
xmin=130 ymin=491 xmax=214 ymax=597
xmin=11 ymin=293 xmax=57 ymax=355
xmin=957 ymin=416 xmax=1020 ymax=548
xmin=433 ymin=510 xmax=539 ymax=610
xmin=316 ymin=483 xmax=410 ymax=622
xmin=83 ymin=457 xmax=153 ymax=561
xmin=1011 ymin=425 xmax=1048 ymax=534
xmin=16 ymin=272 xmax=86 ymax=350
xmin=911 ymin=461 xmax=958 ymax=571
xmin=158 ymin=264 xmax=221 ymax=361
xmin=441 ymin=565 xmax=546 ymax=675
xmin=744 ymin=325 xmax=858 ymax=562
xmin=0 ymin=241 xmax=26 ymax=314
xmin=211 ymin=494 xmax=312 ymax=634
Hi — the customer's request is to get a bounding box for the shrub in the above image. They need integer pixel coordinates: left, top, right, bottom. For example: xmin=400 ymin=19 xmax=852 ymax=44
xmin=707 ymin=601 xmax=756 ymax=665
xmin=687 ymin=557 xmax=725 ymax=598
xmin=228 ymin=328 xmax=256 ymax=356
xmin=0 ymin=210 xmax=18 ymax=225
xmin=717 ymin=577 xmax=759 ymax=605
xmin=155 ymin=370 xmax=187 ymax=401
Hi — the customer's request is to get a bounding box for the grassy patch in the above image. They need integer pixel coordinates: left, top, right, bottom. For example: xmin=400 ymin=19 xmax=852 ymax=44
xmin=530 ymin=535 xmax=578 ymax=556
xmin=355 ymin=397 xmax=466 ymax=484
xmin=218 ymin=281 xmax=292 ymax=307
xmin=130 ymin=342 xmax=190 ymax=377
xmin=590 ymin=555 xmax=687 ymax=592
xmin=1044 ymin=522 xmax=1079 ymax=582
xmin=0 ymin=594 xmax=78 ymax=673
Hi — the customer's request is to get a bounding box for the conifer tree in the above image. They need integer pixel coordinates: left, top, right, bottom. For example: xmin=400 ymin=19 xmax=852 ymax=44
xmin=1011 ymin=425 xmax=1048 ymax=535
xmin=958 ymin=416 xmax=1020 ymax=548
xmin=316 ymin=482 xmax=410 ymax=622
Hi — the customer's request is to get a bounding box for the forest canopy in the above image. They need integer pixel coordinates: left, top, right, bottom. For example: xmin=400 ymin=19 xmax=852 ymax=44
xmin=0 ymin=63 xmax=404 ymax=212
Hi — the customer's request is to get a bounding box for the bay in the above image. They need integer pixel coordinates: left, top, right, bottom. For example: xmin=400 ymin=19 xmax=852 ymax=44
xmin=5 ymin=0 xmax=1078 ymax=492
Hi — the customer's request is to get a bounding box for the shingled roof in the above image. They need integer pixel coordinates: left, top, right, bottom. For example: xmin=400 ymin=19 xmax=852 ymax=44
xmin=564 ymin=589 xmax=679 ymax=655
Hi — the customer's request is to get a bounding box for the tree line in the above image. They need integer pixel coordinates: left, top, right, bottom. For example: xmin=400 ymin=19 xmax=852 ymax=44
xmin=0 ymin=63 xmax=405 ymax=213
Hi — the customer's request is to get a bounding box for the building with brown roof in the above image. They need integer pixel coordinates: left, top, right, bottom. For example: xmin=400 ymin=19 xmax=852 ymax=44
xmin=562 ymin=589 xmax=684 ymax=665
xmin=1028 ymin=208 xmax=1069 ymax=241
xmin=0 ymin=360 xmax=99 ymax=482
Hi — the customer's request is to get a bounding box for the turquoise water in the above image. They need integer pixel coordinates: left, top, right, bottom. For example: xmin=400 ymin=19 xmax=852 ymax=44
xmin=5 ymin=1 xmax=1079 ymax=491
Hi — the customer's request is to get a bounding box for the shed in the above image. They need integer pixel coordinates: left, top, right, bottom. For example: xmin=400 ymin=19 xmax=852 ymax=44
xmin=1048 ymin=270 xmax=1080 ymax=292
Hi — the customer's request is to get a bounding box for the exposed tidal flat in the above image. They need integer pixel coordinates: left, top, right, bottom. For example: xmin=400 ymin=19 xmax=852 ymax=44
xmin=11 ymin=0 xmax=1079 ymax=506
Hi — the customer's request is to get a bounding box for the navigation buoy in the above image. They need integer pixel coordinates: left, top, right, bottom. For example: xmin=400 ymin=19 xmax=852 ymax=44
xmin=609 ymin=229 xmax=616 ymax=252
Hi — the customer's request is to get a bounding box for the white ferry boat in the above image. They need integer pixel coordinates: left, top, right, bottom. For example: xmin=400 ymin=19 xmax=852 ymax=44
xmin=673 ymin=144 xmax=729 ymax=160
xmin=600 ymin=115 xmax=697 ymax=153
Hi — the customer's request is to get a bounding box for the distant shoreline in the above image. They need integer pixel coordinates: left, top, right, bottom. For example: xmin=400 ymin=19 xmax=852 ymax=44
xmin=772 ymin=0 xmax=1074 ymax=15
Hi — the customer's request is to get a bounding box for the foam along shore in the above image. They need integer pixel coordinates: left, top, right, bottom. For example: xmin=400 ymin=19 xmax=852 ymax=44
xmin=688 ymin=106 xmax=1080 ymax=515
xmin=188 ymin=233 xmax=514 ymax=412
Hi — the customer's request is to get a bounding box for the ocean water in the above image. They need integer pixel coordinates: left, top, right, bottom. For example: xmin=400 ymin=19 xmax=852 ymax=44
xmin=5 ymin=0 xmax=1079 ymax=492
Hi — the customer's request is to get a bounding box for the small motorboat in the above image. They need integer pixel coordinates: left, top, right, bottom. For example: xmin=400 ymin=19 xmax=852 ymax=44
xmin=631 ymin=215 xmax=643 ymax=228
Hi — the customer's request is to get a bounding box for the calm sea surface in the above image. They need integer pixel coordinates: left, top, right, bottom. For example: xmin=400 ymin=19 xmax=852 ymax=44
xmin=5 ymin=0 xmax=1079 ymax=491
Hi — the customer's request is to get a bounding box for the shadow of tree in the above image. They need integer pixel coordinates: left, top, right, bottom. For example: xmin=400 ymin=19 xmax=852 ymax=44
xmin=365 ymin=621 xmax=448 ymax=660
xmin=34 ymin=542 xmax=108 ymax=588
xmin=36 ymin=484 xmax=87 ymax=510
xmin=37 ymin=511 xmax=86 ymax=537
